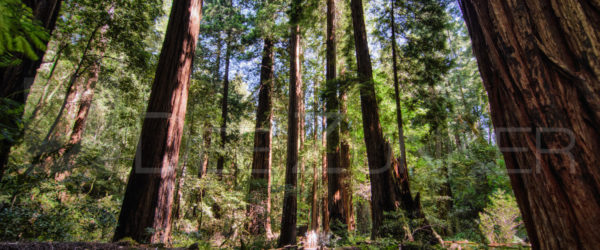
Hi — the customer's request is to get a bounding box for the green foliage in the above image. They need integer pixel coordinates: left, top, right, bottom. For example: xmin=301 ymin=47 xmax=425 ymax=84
xmin=479 ymin=190 xmax=524 ymax=244
xmin=0 ymin=0 xmax=50 ymax=66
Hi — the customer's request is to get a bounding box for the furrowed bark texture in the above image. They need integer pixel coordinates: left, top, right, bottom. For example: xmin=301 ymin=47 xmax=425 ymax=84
xmin=459 ymin=0 xmax=600 ymax=249
xmin=247 ymin=38 xmax=274 ymax=237
xmin=279 ymin=0 xmax=302 ymax=246
xmin=0 ymin=0 xmax=62 ymax=181
xmin=325 ymin=0 xmax=347 ymax=233
xmin=113 ymin=0 xmax=202 ymax=243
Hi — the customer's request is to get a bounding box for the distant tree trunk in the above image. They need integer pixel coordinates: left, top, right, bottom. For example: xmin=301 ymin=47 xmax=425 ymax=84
xmin=321 ymin=110 xmax=329 ymax=232
xmin=51 ymin=24 xmax=109 ymax=179
xmin=28 ymin=43 xmax=67 ymax=124
xmin=173 ymin=105 xmax=195 ymax=222
xmin=278 ymin=0 xmax=302 ymax=246
xmin=459 ymin=1 xmax=600 ymax=249
xmin=325 ymin=0 xmax=347 ymax=233
xmin=247 ymin=38 xmax=274 ymax=238
xmin=199 ymin=123 xmax=211 ymax=178
xmin=310 ymin=84 xmax=320 ymax=231
xmin=339 ymin=80 xmax=354 ymax=231
xmin=216 ymin=36 xmax=232 ymax=179
xmin=0 ymin=0 xmax=62 ymax=181
xmin=389 ymin=0 xmax=407 ymax=170
xmin=350 ymin=0 xmax=437 ymax=243
xmin=112 ymin=0 xmax=202 ymax=243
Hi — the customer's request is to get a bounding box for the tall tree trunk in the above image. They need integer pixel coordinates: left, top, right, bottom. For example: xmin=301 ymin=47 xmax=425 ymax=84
xmin=321 ymin=110 xmax=329 ymax=232
xmin=112 ymin=0 xmax=202 ymax=243
xmin=325 ymin=0 xmax=347 ymax=233
xmin=0 ymin=0 xmax=62 ymax=181
xmin=459 ymin=1 xmax=600 ymax=249
xmin=28 ymin=43 xmax=67 ymax=124
xmin=339 ymin=80 xmax=353 ymax=231
xmin=278 ymin=0 xmax=302 ymax=246
xmin=350 ymin=0 xmax=437 ymax=243
xmin=389 ymin=0 xmax=407 ymax=170
xmin=310 ymin=83 xmax=320 ymax=231
xmin=51 ymin=23 xmax=109 ymax=179
xmin=216 ymin=36 xmax=232 ymax=179
xmin=247 ymin=38 xmax=274 ymax=237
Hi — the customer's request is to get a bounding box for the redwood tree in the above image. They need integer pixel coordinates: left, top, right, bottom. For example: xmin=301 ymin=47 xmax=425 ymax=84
xmin=459 ymin=1 xmax=600 ymax=249
xmin=0 ymin=0 xmax=62 ymax=181
xmin=325 ymin=0 xmax=347 ymax=233
xmin=112 ymin=0 xmax=202 ymax=243
xmin=350 ymin=0 xmax=436 ymax=242
xmin=247 ymin=38 xmax=274 ymax=237
xmin=278 ymin=0 xmax=302 ymax=246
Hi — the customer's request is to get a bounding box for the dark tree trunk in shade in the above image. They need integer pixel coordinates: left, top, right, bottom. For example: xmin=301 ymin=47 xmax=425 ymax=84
xmin=350 ymin=0 xmax=437 ymax=243
xmin=0 ymin=0 xmax=62 ymax=181
xmin=459 ymin=1 xmax=600 ymax=249
xmin=389 ymin=0 xmax=407 ymax=171
xmin=247 ymin=38 xmax=274 ymax=237
xmin=325 ymin=0 xmax=347 ymax=233
xmin=278 ymin=0 xmax=302 ymax=246
xmin=216 ymin=36 xmax=232 ymax=179
xmin=112 ymin=0 xmax=202 ymax=243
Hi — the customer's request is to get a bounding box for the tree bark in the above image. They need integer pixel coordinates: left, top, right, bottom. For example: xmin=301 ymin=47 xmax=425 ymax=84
xmin=112 ymin=0 xmax=202 ymax=243
xmin=278 ymin=0 xmax=302 ymax=246
xmin=321 ymin=109 xmax=329 ymax=232
xmin=325 ymin=0 xmax=347 ymax=233
xmin=389 ymin=0 xmax=407 ymax=171
xmin=216 ymin=36 xmax=232 ymax=179
xmin=310 ymin=83 xmax=320 ymax=231
xmin=350 ymin=0 xmax=436 ymax=243
xmin=339 ymin=81 xmax=354 ymax=231
xmin=459 ymin=1 xmax=600 ymax=249
xmin=247 ymin=38 xmax=274 ymax=237
xmin=0 ymin=0 xmax=62 ymax=181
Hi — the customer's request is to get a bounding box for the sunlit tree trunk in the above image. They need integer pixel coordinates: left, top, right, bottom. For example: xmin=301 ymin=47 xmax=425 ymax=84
xmin=310 ymin=83 xmax=320 ymax=231
xmin=459 ymin=1 xmax=600 ymax=249
xmin=112 ymin=0 xmax=202 ymax=243
xmin=278 ymin=0 xmax=302 ymax=246
xmin=247 ymin=38 xmax=274 ymax=237
xmin=339 ymin=81 xmax=354 ymax=230
xmin=0 ymin=0 xmax=62 ymax=181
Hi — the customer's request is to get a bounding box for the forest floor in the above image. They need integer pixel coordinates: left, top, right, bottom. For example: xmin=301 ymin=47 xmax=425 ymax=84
xmin=0 ymin=242 xmax=198 ymax=250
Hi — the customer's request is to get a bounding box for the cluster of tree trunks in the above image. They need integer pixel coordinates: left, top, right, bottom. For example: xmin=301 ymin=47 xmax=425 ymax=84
xmin=459 ymin=0 xmax=600 ymax=249
xmin=278 ymin=0 xmax=302 ymax=246
xmin=112 ymin=0 xmax=202 ymax=243
xmin=0 ymin=0 xmax=63 ymax=182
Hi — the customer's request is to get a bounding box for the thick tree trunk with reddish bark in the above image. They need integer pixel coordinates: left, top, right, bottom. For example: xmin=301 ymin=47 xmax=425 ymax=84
xmin=325 ymin=0 xmax=347 ymax=234
xmin=278 ymin=0 xmax=302 ymax=246
xmin=112 ymin=0 xmax=202 ymax=243
xmin=350 ymin=0 xmax=437 ymax=243
xmin=0 ymin=0 xmax=62 ymax=181
xmin=459 ymin=1 xmax=600 ymax=249
xmin=247 ymin=38 xmax=274 ymax=237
